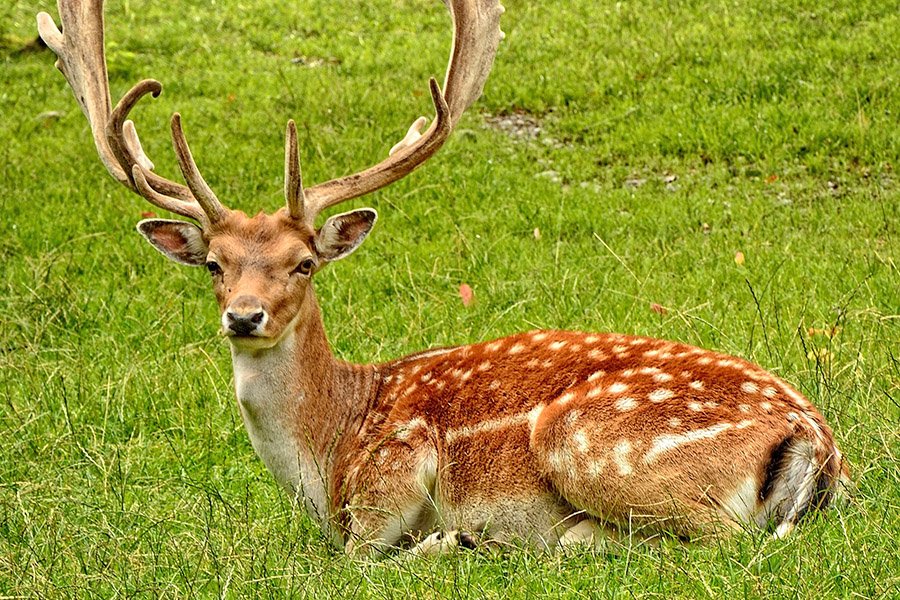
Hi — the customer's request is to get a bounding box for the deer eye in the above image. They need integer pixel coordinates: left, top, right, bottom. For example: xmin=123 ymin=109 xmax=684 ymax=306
xmin=293 ymin=258 xmax=316 ymax=276
xmin=206 ymin=260 xmax=223 ymax=276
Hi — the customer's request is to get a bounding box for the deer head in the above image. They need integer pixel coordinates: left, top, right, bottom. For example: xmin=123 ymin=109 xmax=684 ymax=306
xmin=37 ymin=0 xmax=504 ymax=349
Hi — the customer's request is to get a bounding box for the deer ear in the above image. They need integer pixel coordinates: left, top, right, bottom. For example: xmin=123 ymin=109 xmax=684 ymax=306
xmin=315 ymin=208 xmax=377 ymax=262
xmin=137 ymin=219 xmax=208 ymax=266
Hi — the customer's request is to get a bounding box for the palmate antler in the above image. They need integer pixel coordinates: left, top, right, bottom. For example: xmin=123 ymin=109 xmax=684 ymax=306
xmin=38 ymin=0 xmax=504 ymax=227
xmin=37 ymin=1 xmax=227 ymax=227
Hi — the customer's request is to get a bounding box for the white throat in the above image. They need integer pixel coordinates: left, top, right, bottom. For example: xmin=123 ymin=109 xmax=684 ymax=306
xmin=229 ymin=330 xmax=332 ymax=528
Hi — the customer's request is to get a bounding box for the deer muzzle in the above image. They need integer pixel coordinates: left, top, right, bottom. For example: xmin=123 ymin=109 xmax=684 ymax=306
xmin=224 ymin=296 xmax=268 ymax=337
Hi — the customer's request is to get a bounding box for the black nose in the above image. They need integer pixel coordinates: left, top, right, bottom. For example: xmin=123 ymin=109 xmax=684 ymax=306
xmin=226 ymin=310 xmax=265 ymax=336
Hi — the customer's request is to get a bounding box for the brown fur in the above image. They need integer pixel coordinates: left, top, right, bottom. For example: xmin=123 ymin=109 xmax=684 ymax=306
xmin=135 ymin=208 xmax=847 ymax=555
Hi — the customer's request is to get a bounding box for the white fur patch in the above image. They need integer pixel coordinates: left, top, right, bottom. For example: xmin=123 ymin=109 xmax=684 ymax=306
xmin=615 ymin=397 xmax=638 ymax=411
xmin=573 ymin=430 xmax=589 ymax=453
xmin=613 ymin=440 xmax=634 ymax=476
xmin=643 ymin=423 xmax=732 ymax=464
xmin=588 ymin=370 xmax=606 ymax=382
xmin=608 ymin=382 xmax=629 ymax=394
xmin=648 ymin=388 xmax=674 ymax=402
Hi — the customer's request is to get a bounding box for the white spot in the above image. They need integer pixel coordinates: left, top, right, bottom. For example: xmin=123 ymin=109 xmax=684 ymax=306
xmin=542 ymin=359 xmax=555 ymax=368
xmin=420 ymin=372 xmax=432 ymax=383
xmin=485 ymin=340 xmax=503 ymax=352
xmin=613 ymin=440 xmax=634 ymax=476
xmin=586 ymin=386 xmax=604 ymax=399
xmin=509 ymin=343 xmax=525 ymax=354
xmin=697 ymin=356 xmax=713 ymax=365
xmin=643 ymin=349 xmax=661 ymax=358
xmin=558 ymin=391 xmax=576 ymax=405
xmin=688 ymin=401 xmax=703 ymax=412
xmin=629 ymin=338 xmax=647 ymax=346
xmin=477 ymin=360 xmax=492 ymax=372
xmin=564 ymin=410 xmax=580 ymax=426
xmin=401 ymin=383 xmax=418 ymax=397
xmin=570 ymin=344 xmax=583 ymax=353
xmin=653 ymin=373 xmax=674 ymax=383
xmin=659 ymin=352 xmax=674 ymax=359
xmin=741 ymin=381 xmax=759 ymax=394
xmin=689 ymin=380 xmax=704 ymax=390
xmin=489 ymin=380 xmax=501 ymax=390
xmin=704 ymin=401 xmax=718 ymax=409
xmin=588 ymin=370 xmax=606 ymax=382
xmin=460 ymin=369 xmax=473 ymax=382
xmin=760 ymin=401 xmax=773 ymax=412
xmin=526 ymin=358 xmax=540 ymax=368
xmin=680 ymin=370 xmax=693 ymax=379
xmin=587 ymin=349 xmax=606 ymax=360
xmin=762 ymin=386 xmax=778 ymax=398
xmin=639 ymin=366 xmax=662 ymax=375
xmin=668 ymin=417 xmax=682 ymax=428
xmin=547 ymin=449 xmax=569 ymax=471
xmin=648 ymin=388 xmax=674 ymax=402
xmin=395 ymin=417 xmax=427 ymax=440
xmin=549 ymin=341 xmax=567 ymax=351
xmin=612 ymin=344 xmax=628 ymax=354
xmin=447 ymin=407 xmax=543 ymax=443
xmin=615 ymin=397 xmax=638 ymax=411
xmin=587 ymin=459 xmax=606 ymax=477
xmin=787 ymin=411 xmax=799 ymax=422
xmin=736 ymin=419 xmax=755 ymax=429
xmin=527 ymin=405 xmax=544 ymax=430
xmin=584 ymin=335 xmax=599 ymax=344
xmin=717 ymin=359 xmax=736 ymax=368
xmin=739 ymin=404 xmax=751 ymax=413
xmin=573 ymin=430 xmax=589 ymax=453
xmin=783 ymin=386 xmax=810 ymax=406
xmin=608 ymin=382 xmax=629 ymax=394
xmin=435 ymin=380 xmax=446 ymax=391
xmin=532 ymin=332 xmax=548 ymax=342
xmin=644 ymin=423 xmax=733 ymax=463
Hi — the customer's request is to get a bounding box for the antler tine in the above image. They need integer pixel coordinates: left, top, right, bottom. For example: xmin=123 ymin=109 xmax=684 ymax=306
xmin=38 ymin=0 xmax=225 ymax=226
xmin=108 ymin=79 xmax=196 ymax=202
xmin=284 ymin=120 xmax=306 ymax=219
xmin=170 ymin=114 xmax=227 ymax=224
xmin=300 ymin=0 xmax=504 ymax=225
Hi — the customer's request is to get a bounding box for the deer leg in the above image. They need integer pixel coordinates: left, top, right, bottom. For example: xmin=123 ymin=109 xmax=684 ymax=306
xmin=341 ymin=437 xmax=440 ymax=558
xmin=408 ymin=530 xmax=479 ymax=557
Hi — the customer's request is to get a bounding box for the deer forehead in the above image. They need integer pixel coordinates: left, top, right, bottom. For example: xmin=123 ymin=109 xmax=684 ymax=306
xmin=208 ymin=210 xmax=316 ymax=263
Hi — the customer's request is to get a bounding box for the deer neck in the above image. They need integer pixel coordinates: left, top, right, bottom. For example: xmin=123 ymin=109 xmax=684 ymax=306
xmin=228 ymin=285 xmax=376 ymax=528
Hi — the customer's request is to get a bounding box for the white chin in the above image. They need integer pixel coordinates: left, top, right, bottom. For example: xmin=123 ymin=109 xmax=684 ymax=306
xmin=226 ymin=333 xmax=280 ymax=350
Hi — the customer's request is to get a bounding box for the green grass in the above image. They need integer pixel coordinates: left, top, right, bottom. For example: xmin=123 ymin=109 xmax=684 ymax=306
xmin=1 ymin=0 xmax=898 ymax=597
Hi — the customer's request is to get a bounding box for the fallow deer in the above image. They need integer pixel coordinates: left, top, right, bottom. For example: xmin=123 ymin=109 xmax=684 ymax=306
xmin=38 ymin=0 xmax=848 ymax=556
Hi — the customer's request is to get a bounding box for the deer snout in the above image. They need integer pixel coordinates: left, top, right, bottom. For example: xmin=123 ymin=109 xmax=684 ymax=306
xmin=224 ymin=296 xmax=268 ymax=336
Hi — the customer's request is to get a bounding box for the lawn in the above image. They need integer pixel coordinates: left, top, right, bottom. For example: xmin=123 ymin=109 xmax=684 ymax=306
xmin=1 ymin=0 xmax=898 ymax=597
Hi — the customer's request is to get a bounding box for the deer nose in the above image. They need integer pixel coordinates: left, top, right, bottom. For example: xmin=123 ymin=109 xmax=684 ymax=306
xmin=225 ymin=298 xmax=267 ymax=336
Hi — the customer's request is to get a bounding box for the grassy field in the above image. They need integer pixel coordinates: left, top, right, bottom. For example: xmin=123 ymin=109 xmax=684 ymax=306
xmin=1 ymin=0 xmax=898 ymax=597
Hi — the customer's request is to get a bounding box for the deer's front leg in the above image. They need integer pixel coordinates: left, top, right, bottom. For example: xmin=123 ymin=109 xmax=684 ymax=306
xmin=339 ymin=429 xmax=440 ymax=558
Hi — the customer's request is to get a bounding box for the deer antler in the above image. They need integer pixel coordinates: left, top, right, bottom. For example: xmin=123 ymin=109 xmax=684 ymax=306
xmin=37 ymin=0 xmax=226 ymax=227
xmin=297 ymin=0 xmax=505 ymax=225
